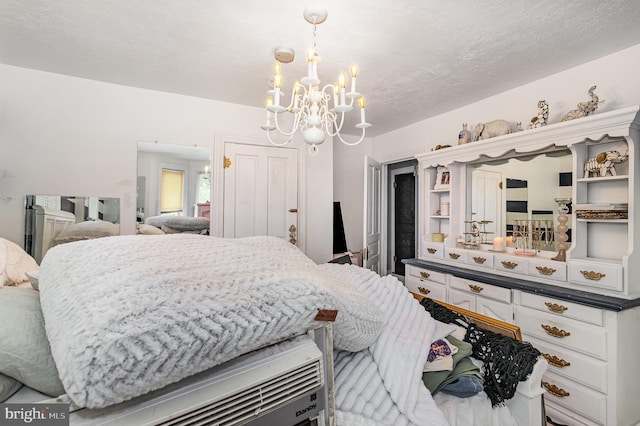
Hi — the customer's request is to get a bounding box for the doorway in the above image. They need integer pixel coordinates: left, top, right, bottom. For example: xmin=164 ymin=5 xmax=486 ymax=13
xmin=387 ymin=160 xmax=418 ymax=277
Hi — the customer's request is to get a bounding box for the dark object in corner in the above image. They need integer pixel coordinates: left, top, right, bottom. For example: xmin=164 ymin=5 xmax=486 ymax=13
xmin=328 ymin=254 xmax=352 ymax=265
xmin=333 ymin=202 xmax=348 ymax=254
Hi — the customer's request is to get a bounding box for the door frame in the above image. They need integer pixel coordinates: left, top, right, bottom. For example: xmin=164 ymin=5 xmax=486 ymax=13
xmin=387 ymin=163 xmax=418 ymax=275
xmin=364 ymin=157 xmax=419 ymax=277
xmin=213 ymin=132 xmax=306 ymax=253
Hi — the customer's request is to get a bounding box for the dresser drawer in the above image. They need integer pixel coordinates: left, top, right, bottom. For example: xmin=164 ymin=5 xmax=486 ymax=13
xmin=545 ymin=402 xmax=595 ymax=426
xmin=406 ymin=265 xmax=447 ymax=284
xmin=476 ymin=297 xmax=513 ymax=323
xmin=493 ymin=254 xmax=528 ymax=275
xmin=449 ymin=276 xmax=511 ymax=303
xmin=527 ymin=258 xmax=567 ymax=282
xmin=518 ymin=291 xmax=603 ymax=326
xmin=444 ymin=247 xmax=466 ymax=264
xmin=541 ymin=372 xmax=607 ymax=425
xmin=405 ymin=276 xmax=446 ymax=301
xmin=422 ymin=242 xmax=445 ymax=260
xmin=568 ymin=260 xmax=623 ymax=291
xmin=516 ymin=306 xmax=606 ymax=360
xmin=465 ymin=251 xmax=494 ymax=268
xmin=524 ymin=334 xmax=607 ymax=393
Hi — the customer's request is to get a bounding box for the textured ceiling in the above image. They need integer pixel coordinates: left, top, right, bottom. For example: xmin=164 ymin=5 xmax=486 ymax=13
xmin=2 ymin=0 xmax=640 ymax=137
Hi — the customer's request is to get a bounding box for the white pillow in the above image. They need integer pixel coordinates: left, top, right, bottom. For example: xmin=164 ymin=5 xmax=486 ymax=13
xmin=0 ymin=238 xmax=39 ymax=287
xmin=54 ymin=220 xmax=119 ymax=244
xmin=146 ymin=215 xmax=210 ymax=231
xmin=136 ymin=224 xmax=166 ymax=235
xmin=25 ymin=270 xmax=40 ymax=291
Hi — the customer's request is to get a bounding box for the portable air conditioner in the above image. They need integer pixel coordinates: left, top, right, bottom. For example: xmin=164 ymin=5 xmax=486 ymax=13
xmin=68 ymin=324 xmax=335 ymax=426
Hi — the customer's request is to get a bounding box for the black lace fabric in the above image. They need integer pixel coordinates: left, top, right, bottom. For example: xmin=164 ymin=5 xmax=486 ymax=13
xmin=420 ymin=298 xmax=540 ymax=406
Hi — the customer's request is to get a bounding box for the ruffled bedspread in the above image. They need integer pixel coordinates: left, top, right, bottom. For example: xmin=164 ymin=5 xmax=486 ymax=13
xmin=38 ymin=235 xmax=385 ymax=409
xmin=321 ymin=264 xmax=454 ymax=426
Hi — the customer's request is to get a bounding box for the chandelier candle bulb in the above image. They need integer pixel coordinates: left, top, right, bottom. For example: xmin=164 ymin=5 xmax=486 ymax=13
xmin=359 ymin=97 xmax=366 ymax=124
xmin=493 ymin=237 xmax=505 ymax=252
xmin=349 ymin=63 xmax=359 ymax=96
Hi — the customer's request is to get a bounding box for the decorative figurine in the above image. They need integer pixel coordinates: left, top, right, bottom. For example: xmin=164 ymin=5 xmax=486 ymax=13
xmin=583 ymin=150 xmax=629 ymax=178
xmin=458 ymin=123 xmax=472 ymax=145
xmin=473 ymin=119 xmax=512 ymax=141
xmin=561 ymin=85 xmax=604 ymax=122
xmin=528 ymin=100 xmax=549 ymax=129
xmin=434 ymin=166 xmax=450 ymax=190
xmin=551 ymin=198 xmax=572 ymax=262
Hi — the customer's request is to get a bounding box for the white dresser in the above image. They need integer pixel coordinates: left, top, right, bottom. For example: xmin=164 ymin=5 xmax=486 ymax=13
xmin=408 ymin=104 xmax=640 ymax=426
xmin=405 ymin=260 xmax=640 ymax=425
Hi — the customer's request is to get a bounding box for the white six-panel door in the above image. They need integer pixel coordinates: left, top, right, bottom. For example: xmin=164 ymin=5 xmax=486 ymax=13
xmin=364 ymin=156 xmax=382 ymax=273
xmin=223 ymin=143 xmax=298 ymax=243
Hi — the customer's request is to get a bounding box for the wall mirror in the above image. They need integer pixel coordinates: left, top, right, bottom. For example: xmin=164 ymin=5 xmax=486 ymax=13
xmin=136 ymin=141 xmax=212 ymax=226
xmin=24 ymin=195 xmax=121 ymax=264
xmin=467 ymin=148 xmax=572 ymax=251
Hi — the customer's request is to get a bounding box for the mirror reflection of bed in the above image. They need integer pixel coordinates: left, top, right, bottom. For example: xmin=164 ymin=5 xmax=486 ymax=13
xmin=24 ymin=195 xmax=121 ymax=264
xmin=136 ymin=141 xmax=212 ymax=235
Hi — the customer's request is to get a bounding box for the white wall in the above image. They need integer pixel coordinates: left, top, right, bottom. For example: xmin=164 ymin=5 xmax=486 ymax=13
xmin=333 ymin=137 xmax=373 ymax=253
xmin=334 ymin=43 xmax=640 ymax=252
xmin=0 ymin=64 xmax=333 ymax=263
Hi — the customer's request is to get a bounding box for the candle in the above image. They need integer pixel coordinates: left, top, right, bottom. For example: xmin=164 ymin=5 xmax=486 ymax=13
xmin=358 ymin=96 xmax=366 ymax=124
xmin=493 ymin=237 xmax=504 ymax=252
xmin=506 ymin=236 xmax=514 ymax=247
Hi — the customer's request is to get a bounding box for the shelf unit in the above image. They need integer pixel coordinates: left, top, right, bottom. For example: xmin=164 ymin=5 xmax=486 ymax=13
xmin=415 ymin=105 xmax=640 ymax=300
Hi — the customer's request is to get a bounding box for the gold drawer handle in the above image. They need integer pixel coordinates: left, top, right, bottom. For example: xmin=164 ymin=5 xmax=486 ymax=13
xmin=545 ymin=302 xmax=568 ymax=313
xmin=580 ymin=270 xmax=606 ymax=281
xmin=448 ymin=253 xmax=461 ymax=260
xmin=501 ymin=261 xmax=518 ymax=269
xmin=469 ymin=284 xmax=483 ymax=293
xmin=418 ymin=286 xmax=431 ymax=295
xmin=542 ymin=381 xmax=570 ymax=398
xmin=541 ymin=324 xmax=571 ymax=338
xmin=542 ymin=353 xmax=571 ymax=368
xmin=427 ymin=248 xmax=437 ymax=254
xmin=472 ymin=256 xmax=487 ymax=264
xmin=420 ymin=271 xmax=431 ymax=279
xmin=536 ymin=266 xmax=557 ymax=276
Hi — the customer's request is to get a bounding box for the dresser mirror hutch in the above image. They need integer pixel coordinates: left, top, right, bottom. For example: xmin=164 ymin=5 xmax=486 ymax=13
xmin=407 ymin=105 xmax=640 ymax=425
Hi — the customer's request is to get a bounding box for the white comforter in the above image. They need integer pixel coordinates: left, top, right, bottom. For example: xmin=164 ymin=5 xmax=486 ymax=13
xmin=38 ymin=235 xmax=385 ymax=409
xmin=322 ymin=264 xmax=453 ymax=426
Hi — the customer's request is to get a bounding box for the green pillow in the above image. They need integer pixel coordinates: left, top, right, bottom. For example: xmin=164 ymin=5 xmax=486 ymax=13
xmin=0 ymin=373 xmax=22 ymax=402
xmin=0 ymin=287 xmax=65 ymax=396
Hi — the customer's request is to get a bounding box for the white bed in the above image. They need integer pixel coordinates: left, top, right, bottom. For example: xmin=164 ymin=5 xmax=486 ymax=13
xmin=0 ymin=235 xmax=547 ymax=425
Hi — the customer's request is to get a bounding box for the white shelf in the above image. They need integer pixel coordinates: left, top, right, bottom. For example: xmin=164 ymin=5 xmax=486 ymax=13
xmin=577 ymin=175 xmax=629 ymax=183
xmin=576 ymin=218 xmax=628 ymax=224
xmin=429 ymin=215 xmax=450 ymax=219
xmin=430 ymin=188 xmax=450 ymax=193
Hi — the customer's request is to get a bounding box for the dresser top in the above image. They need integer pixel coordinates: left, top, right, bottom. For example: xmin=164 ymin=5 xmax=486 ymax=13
xmin=404 ymin=258 xmax=640 ymax=311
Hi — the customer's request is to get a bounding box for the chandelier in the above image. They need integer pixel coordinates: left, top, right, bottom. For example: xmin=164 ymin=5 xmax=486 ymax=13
xmin=260 ymin=8 xmax=370 ymax=156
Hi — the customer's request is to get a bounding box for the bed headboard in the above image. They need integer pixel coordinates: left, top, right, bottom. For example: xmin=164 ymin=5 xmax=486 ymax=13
xmin=411 ymin=292 xmax=522 ymax=340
